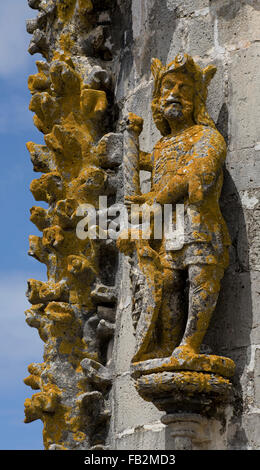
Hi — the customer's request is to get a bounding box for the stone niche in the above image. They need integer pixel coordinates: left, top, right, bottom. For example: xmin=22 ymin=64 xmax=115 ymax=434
xmin=24 ymin=0 xmax=260 ymax=451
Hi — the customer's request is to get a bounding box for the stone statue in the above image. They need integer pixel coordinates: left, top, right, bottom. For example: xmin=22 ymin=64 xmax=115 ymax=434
xmin=118 ymin=53 xmax=235 ymax=414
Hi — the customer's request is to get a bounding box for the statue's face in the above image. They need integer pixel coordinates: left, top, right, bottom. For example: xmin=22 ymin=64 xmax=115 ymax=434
xmin=159 ymin=71 xmax=195 ymax=123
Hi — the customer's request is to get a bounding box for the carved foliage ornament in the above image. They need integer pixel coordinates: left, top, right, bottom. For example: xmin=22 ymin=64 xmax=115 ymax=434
xmin=24 ymin=0 xmax=121 ymax=450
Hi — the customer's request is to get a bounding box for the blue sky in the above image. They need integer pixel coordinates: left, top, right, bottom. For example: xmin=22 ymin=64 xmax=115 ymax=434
xmin=0 ymin=1 xmax=48 ymax=449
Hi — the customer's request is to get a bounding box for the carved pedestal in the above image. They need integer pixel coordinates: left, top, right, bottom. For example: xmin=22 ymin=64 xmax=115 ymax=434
xmin=131 ymin=353 xmax=235 ymax=449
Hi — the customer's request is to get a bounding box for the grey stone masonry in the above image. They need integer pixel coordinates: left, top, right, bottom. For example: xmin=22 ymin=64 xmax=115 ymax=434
xmin=111 ymin=0 xmax=260 ymax=450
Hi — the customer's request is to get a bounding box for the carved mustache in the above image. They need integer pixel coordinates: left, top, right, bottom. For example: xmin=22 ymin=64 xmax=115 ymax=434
xmin=165 ymin=98 xmax=182 ymax=105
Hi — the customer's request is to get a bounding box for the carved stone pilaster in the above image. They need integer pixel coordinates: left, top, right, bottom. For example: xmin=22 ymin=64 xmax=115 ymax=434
xmin=162 ymin=413 xmax=211 ymax=450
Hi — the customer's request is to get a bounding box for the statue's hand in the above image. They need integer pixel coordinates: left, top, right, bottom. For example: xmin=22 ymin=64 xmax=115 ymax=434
xmin=125 ymin=192 xmax=158 ymax=211
xmin=125 ymin=193 xmax=161 ymax=228
xmin=124 ymin=195 xmax=147 ymax=220
xmin=124 ymin=113 xmax=144 ymax=136
xmin=125 ymin=194 xmax=147 ymax=208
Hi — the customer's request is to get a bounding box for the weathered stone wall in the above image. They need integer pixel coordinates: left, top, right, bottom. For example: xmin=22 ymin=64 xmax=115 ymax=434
xmin=24 ymin=0 xmax=260 ymax=450
xmin=111 ymin=0 xmax=260 ymax=450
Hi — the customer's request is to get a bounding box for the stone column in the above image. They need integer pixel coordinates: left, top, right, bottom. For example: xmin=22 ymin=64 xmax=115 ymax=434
xmin=162 ymin=414 xmax=210 ymax=450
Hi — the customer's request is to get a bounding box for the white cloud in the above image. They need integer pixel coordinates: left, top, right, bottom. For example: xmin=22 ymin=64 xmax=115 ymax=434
xmin=0 ymin=1 xmax=35 ymax=78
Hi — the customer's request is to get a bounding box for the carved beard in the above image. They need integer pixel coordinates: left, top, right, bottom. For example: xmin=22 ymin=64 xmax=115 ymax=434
xmin=160 ymin=99 xmax=194 ymax=126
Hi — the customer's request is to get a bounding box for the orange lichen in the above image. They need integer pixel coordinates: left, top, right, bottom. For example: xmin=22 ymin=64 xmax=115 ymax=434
xmin=25 ymin=8 xmax=113 ymax=447
xmin=57 ymin=0 xmax=77 ymax=23
xmin=59 ymin=33 xmax=75 ymax=55
xmin=117 ymin=55 xmax=235 ymax=404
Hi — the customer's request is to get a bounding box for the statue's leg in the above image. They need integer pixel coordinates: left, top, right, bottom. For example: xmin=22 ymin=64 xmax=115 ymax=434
xmin=173 ymin=264 xmax=224 ymax=355
xmin=157 ymin=267 xmax=186 ymax=356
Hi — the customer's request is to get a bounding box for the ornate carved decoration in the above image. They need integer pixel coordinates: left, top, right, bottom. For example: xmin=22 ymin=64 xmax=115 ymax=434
xmin=24 ymin=0 xmax=122 ymax=450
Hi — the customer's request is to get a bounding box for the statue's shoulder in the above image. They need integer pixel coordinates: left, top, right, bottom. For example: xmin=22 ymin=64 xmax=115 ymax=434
xmin=194 ymin=125 xmax=226 ymax=148
xmin=154 ymin=125 xmax=200 ymax=149
xmin=154 ymin=125 xmax=226 ymax=153
xmin=189 ymin=126 xmax=227 ymax=161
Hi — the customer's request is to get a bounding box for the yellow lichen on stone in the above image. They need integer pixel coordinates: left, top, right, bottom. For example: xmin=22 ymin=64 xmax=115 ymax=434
xmin=118 ymin=53 xmax=235 ymax=416
xmin=78 ymin=0 xmax=93 ymax=13
xmin=25 ymin=13 xmax=113 ymax=446
xmin=57 ymin=0 xmax=77 ymax=23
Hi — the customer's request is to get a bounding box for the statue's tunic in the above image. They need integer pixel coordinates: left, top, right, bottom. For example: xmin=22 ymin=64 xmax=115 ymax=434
xmin=150 ymin=125 xmax=231 ymax=270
